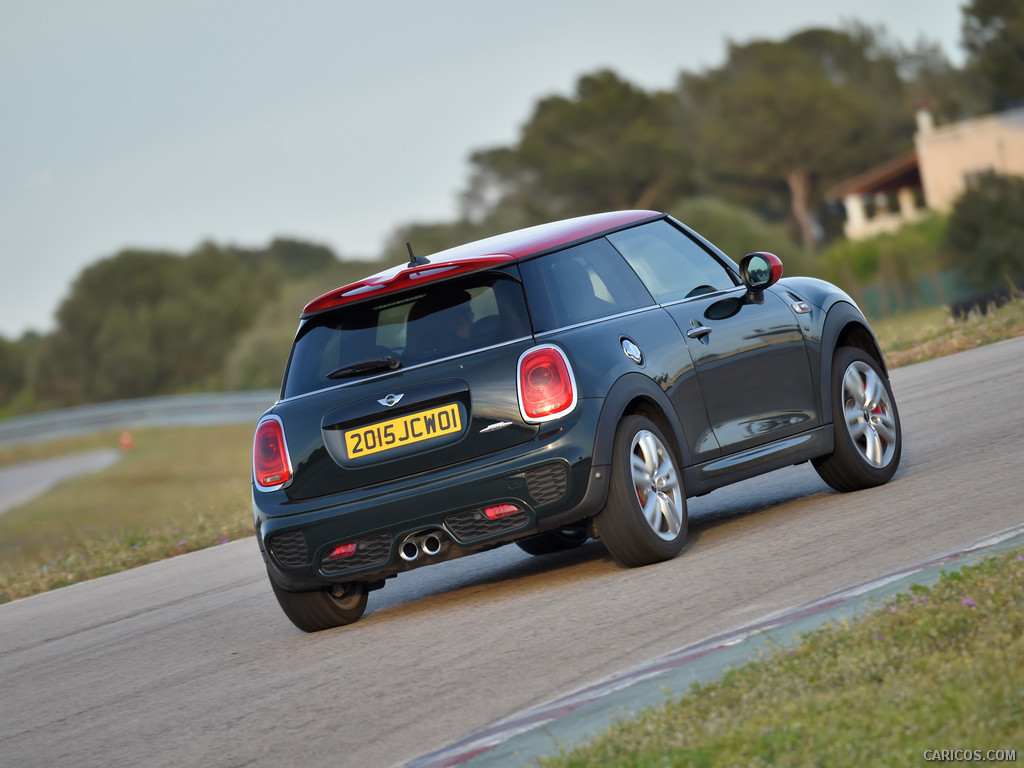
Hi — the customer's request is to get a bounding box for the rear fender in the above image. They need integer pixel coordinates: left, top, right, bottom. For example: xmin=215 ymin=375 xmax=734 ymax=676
xmin=537 ymin=373 xmax=691 ymax=530
xmin=592 ymin=372 xmax=692 ymax=470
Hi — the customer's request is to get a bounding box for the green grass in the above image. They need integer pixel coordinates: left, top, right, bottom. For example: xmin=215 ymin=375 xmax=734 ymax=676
xmin=540 ymin=550 xmax=1024 ymax=768
xmin=0 ymin=425 xmax=254 ymax=603
xmin=872 ymin=295 xmax=1024 ymax=368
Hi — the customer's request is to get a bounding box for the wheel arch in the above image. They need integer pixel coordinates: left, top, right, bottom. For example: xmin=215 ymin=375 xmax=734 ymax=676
xmin=591 ymin=373 xmax=691 ymax=471
xmin=819 ymin=301 xmax=888 ymax=425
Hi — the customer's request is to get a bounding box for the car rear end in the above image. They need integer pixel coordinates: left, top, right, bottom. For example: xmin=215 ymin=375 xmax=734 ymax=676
xmin=252 ymin=262 xmax=600 ymax=595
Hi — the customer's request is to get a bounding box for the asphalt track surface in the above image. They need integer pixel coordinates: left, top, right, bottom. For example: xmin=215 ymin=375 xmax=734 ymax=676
xmin=2 ymin=337 xmax=1023 ymax=768
xmin=0 ymin=449 xmax=121 ymax=516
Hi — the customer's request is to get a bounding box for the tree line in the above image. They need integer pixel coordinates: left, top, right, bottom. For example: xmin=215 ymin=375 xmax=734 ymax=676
xmin=1 ymin=1 xmax=1021 ymax=416
xmin=0 ymin=240 xmax=377 ymax=415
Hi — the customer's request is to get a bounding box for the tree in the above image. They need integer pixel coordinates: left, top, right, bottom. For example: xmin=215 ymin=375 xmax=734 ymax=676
xmin=0 ymin=336 xmax=26 ymax=410
xmin=944 ymin=173 xmax=1024 ymax=289
xmin=898 ymin=40 xmax=987 ymax=123
xmin=670 ymin=196 xmax=800 ymax=268
xmin=962 ymin=0 xmax=1024 ymax=111
xmin=237 ymin=238 xmax=339 ymax=278
xmin=681 ymin=28 xmax=917 ymax=254
xmin=386 ymin=70 xmax=696 ymax=260
xmin=514 ymin=70 xmax=694 ymax=215
xmin=33 ymin=242 xmax=291 ymax=405
xmin=37 ymin=250 xmax=179 ymax=403
xmin=460 ymin=146 xmax=553 ymax=230
xmin=456 ymin=70 xmax=694 ymax=229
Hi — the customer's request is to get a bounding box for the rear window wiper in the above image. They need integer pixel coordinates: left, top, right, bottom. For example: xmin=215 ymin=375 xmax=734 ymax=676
xmin=327 ymin=355 xmax=401 ymax=379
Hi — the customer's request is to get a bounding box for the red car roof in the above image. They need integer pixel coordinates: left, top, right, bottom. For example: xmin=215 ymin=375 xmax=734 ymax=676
xmin=301 ymin=210 xmax=661 ymax=317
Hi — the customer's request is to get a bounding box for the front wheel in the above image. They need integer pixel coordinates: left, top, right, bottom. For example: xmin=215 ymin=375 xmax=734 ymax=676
xmin=595 ymin=415 xmax=688 ymax=567
xmin=813 ymin=346 xmax=902 ymax=492
xmin=268 ymin=572 xmax=368 ymax=632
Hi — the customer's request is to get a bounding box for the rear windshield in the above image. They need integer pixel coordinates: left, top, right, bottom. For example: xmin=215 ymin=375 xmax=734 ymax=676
xmin=283 ymin=270 xmax=530 ymax=398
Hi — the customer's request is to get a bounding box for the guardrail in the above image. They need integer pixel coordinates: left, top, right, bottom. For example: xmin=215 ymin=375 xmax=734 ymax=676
xmin=0 ymin=390 xmax=279 ymax=448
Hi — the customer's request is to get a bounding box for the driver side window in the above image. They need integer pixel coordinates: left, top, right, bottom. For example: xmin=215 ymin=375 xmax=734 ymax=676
xmin=608 ymin=220 xmax=735 ymax=304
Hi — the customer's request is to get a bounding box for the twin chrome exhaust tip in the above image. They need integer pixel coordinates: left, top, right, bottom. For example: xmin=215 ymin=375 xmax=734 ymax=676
xmin=399 ymin=531 xmax=446 ymax=562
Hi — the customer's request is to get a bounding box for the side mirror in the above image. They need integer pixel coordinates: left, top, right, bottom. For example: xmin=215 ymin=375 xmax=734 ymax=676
xmin=739 ymin=252 xmax=783 ymax=303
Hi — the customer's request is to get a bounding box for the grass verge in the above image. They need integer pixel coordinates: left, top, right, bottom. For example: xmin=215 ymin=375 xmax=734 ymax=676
xmin=872 ymin=295 xmax=1024 ymax=368
xmin=0 ymin=425 xmax=254 ymax=603
xmin=540 ymin=548 xmax=1024 ymax=767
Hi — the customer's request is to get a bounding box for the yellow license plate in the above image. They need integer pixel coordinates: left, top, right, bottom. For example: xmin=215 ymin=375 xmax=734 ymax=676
xmin=345 ymin=403 xmax=462 ymax=459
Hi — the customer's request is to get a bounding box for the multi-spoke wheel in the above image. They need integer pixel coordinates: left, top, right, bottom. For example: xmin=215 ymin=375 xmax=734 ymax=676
xmin=813 ymin=346 xmax=902 ymax=492
xmin=840 ymin=359 xmax=899 ymax=468
xmin=596 ymin=415 xmax=687 ymax=567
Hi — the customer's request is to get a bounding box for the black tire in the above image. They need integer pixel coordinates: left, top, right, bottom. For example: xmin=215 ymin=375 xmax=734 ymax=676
xmin=594 ymin=415 xmax=688 ymax=567
xmin=516 ymin=526 xmax=589 ymax=556
xmin=268 ymin=574 xmax=368 ymax=632
xmin=813 ymin=346 xmax=902 ymax=492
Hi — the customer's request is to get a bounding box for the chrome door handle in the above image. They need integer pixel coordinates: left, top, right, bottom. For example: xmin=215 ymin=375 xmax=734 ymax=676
xmin=686 ymin=325 xmax=711 ymax=340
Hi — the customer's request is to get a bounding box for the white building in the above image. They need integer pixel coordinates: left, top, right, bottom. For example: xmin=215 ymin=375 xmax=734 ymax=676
xmin=828 ymin=107 xmax=1024 ymax=240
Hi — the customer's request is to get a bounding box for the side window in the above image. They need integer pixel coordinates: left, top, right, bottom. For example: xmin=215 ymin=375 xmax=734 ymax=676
xmin=608 ymin=220 xmax=736 ymax=304
xmin=519 ymin=238 xmax=654 ymax=332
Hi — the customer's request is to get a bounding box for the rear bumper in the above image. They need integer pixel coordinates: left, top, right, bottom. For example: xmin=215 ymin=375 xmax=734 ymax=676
xmin=255 ymin=399 xmax=607 ymax=591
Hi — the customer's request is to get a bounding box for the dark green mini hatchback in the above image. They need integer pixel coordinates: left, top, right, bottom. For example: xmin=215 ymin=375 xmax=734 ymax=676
xmin=252 ymin=210 xmax=902 ymax=631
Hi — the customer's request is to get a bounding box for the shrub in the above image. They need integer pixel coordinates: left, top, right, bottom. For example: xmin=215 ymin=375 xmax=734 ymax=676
xmin=944 ymin=172 xmax=1024 ymax=289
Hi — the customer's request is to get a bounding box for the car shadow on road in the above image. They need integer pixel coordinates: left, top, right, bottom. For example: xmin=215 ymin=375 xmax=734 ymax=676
xmin=363 ymin=466 xmax=835 ymax=622
xmin=364 ymin=539 xmax=612 ymax=620
xmin=687 ymin=466 xmax=833 ymax=531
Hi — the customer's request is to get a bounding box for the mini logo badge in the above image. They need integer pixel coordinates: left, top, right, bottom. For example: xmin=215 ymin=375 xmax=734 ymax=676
xmin=378 ymin=393 xmax=404 ymax=407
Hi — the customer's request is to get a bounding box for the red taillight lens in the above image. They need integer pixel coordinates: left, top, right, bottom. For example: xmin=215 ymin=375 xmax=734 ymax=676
xmin=253 ymin=417 xmax=292 ymax=489
xmin=518 ymin=345 xmax=576 ymax=422
xmin=484 ymin=503 xmax=519 ymax=520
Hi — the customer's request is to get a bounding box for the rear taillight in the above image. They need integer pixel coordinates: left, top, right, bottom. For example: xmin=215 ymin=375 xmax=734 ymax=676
xmin=517 ymin=345 xmax=577 ymax=422
xmin=253 ymin=416 xmax=292 ymax=490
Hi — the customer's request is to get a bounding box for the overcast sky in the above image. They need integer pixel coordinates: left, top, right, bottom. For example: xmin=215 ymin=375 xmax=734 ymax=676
xmin=1 ymin=0 xmax=965 ymax=339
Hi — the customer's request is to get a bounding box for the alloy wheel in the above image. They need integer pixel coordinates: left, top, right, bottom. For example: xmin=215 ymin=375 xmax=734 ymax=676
xmin=841 ymin=360 xmax=898 ymax=468
xmin=630 ymin=429 xmax=684 ymax=540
